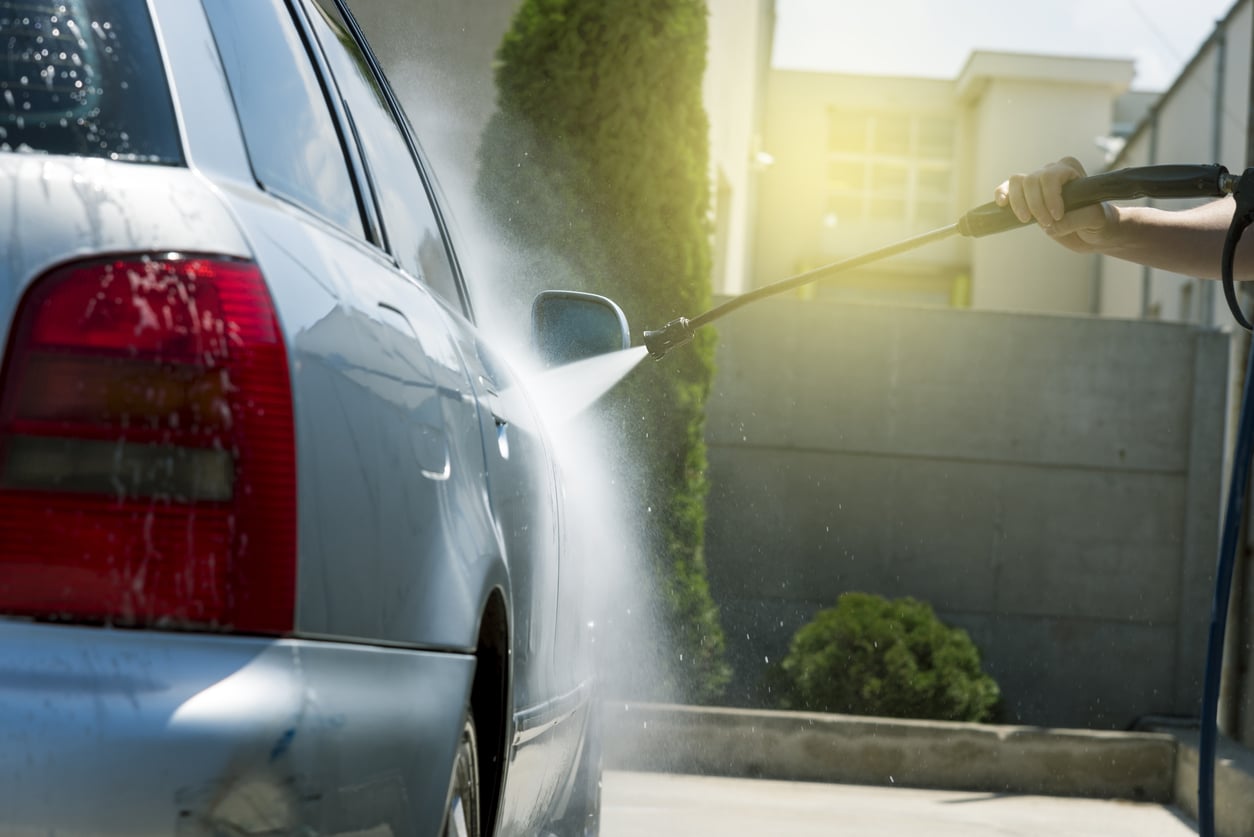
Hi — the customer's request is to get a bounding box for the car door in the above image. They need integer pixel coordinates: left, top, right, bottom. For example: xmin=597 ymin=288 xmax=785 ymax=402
xmin=296 ymin=0 xmax=566 ymax=715
xmin=202 ymin=0 xmax=501 ymax=652
xmin=288 ymin=2 xmax=584 ymax=828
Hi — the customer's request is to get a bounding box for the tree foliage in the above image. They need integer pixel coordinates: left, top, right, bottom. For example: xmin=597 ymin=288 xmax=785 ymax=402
xmin=773 ymin=593 xmax=1000 ymax=722
xmin=477 ymin=0 xmax=730 ymax=702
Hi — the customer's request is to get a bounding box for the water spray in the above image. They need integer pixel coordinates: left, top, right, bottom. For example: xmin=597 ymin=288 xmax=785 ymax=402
xmin=643 ymin=161 xmax=1254 ymax=837
xmin=642 ymin=164 xmax=1236 ymax=360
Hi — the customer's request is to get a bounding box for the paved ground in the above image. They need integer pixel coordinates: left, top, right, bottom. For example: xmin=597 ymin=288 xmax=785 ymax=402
xmin=601 ymin=771 xmax=1198 ymax=836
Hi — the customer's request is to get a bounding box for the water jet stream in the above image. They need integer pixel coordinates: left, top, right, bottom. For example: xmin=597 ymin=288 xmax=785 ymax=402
xmin=516 ymin=345 xmax=649 ymax=427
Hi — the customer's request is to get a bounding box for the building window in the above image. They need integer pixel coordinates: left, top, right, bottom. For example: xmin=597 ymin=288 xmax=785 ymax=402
xmin=825 ymin=110 xmax=955 ymax=232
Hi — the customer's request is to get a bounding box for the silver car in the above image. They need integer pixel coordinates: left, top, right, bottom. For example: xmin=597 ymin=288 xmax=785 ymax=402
xmin=0 ymin=1 xmax=623 ymax=834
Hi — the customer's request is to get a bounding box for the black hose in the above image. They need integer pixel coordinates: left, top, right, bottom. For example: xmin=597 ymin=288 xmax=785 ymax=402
xmin=1199 ymin=332 xmax=1254 ymax=837
xmin=642 ymin=224 xmax=958 ymax=359
xmin=688 ymin=223 xmax=959 ymax=331
xmin=1199 ymin=167 xmax=1254 ymax=837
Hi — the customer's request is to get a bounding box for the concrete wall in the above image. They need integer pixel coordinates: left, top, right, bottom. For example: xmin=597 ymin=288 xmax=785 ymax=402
xmin=703 ymin=297 xmax=1229 ymax=729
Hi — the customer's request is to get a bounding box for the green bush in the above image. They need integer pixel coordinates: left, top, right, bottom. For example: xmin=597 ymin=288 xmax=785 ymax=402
xmin=773 ymin=593 xmax=1000 ymax=722
xmin=476 ymin=0 xmax=730 ymax=702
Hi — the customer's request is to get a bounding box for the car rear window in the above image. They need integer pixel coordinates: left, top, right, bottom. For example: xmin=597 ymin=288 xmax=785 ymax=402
xmin=0 ymin=0 xmax=182 ymax=164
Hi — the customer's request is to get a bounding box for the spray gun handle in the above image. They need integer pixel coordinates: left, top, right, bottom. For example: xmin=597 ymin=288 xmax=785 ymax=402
xmin=957 ymin=164 xmax=1231 ymax=238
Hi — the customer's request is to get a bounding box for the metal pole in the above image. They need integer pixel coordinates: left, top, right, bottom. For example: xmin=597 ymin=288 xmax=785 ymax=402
xmin=1205 ymin=24 xmax=1228 ymax=327
xmin=1141 ymin=111 xmax=1159 ymax=319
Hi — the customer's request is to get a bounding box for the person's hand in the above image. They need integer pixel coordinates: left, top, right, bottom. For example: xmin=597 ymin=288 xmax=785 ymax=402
xmin=994 ymin=157 xmax=1115 ymax=252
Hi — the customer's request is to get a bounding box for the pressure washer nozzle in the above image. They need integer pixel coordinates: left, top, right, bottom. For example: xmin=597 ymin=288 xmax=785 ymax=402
xmin=643 ymin=317 xmax=695 ymax=360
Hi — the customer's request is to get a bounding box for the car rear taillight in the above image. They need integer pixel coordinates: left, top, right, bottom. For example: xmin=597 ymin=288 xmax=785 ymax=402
xmin=0 ymin=255 xmax=296 ymax=634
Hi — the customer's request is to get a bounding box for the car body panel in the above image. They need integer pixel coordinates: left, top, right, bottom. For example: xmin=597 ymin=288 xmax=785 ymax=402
xmin=213 ymin=179 xmax=507 ymax=655
xmin=0 ymin=622 xmax=473 ymax=837
xmin=0 ymin=0 xmax=599 ymax=833
xmin=0 ymin=155 xmax=250 ymax=339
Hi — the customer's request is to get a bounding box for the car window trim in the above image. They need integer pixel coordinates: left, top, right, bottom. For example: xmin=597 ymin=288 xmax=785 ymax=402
xmin=284 ymin=0 xmax=386 ymax=251
xmin=305 ymin=0 xmax=476 ymax=321
xmin=199 ymin=0 xmax=366 ymax=237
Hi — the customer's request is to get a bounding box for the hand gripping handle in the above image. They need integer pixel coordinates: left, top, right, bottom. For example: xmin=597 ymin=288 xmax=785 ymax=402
xmin=957 ymin=164 xmax=1231 ymax=238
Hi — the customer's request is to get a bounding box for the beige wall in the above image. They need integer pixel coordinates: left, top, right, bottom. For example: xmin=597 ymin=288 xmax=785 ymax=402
xmin=1097 ymin=138 xmax=1151 ymax=319
xmin=965 ymin=76 xmax=1125 ymax=314
xmin=754 ymin=72 xmax=965 ymax=300
xmin=755 ymin=54 xmax=1135 ymax=316
xmin=705 ymin=0 xmax=774 ymax=296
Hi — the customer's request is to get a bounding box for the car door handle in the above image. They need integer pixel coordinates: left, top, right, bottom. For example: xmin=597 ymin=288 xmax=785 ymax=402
xmin=478 ymin=378 xmax=507 ymax=422
xmin=478 ymin=377 xmax=510 ymax=458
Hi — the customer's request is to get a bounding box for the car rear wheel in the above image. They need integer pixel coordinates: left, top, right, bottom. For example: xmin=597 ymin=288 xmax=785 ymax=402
xmin=443 ymin=714 xmax=480 ymax=837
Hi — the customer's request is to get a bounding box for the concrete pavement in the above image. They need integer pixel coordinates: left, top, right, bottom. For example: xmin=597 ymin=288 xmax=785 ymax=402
xmin=601 ymin=770 xmax=1199 ymax=836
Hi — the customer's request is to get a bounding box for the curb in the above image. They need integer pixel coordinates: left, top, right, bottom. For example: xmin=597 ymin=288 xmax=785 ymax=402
xmin=1163 ymin=727 xmax=1254 ymax=837
xmin=604 ymin=703 xmax=1176 ymax=802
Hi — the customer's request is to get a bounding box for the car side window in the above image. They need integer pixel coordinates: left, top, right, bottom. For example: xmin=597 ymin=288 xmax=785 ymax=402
xmin=304 ymin=0 xmax=464 ymax=310
xmin=202 ymin=0 xmax=364 ymax=238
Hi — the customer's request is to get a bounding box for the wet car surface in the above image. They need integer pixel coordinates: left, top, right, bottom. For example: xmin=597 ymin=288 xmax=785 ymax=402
xmin=0 ymin=1 xmax=613 ymax=834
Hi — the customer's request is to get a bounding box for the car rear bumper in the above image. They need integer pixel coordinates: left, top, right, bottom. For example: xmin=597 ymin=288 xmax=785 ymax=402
xmin=0 ymin=621 xmax=474 ymax=836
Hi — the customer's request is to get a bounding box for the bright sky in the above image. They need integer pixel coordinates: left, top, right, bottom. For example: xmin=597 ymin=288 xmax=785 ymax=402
xmin=773 ymin=0 xmax=1239 ymax=92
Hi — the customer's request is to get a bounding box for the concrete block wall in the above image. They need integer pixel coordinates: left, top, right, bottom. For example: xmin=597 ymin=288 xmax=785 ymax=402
xmin=703 ymin=297 xmax=1229 ymax=729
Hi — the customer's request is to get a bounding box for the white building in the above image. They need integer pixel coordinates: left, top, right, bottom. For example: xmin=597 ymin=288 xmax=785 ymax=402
xmin=1099 ymin=0 xmax=1251 ymax=328
xmin=752 ymin=53 xmax=1146 ymax=315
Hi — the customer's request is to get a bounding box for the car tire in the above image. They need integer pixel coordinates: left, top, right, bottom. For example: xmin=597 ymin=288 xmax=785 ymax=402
xmin=443 ymin=713 xmax=481 ymax=837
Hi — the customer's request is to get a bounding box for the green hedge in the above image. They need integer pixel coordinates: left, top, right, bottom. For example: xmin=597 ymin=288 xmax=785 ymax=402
xmin=476 ymin=0 xmax=730 ymax=703
xmin=772 ymin=593 xmax=1000 ymax=722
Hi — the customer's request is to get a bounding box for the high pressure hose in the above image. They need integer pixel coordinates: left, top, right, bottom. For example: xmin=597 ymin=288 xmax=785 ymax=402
xmin=1199 ymin=167 xmax=1254 ymax=837
xmin=643 ymin=163 xmax=1254 ymax=837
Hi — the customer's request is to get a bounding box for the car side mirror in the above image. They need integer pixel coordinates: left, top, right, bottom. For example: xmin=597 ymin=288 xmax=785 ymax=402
xmin=531 ymin=290 xmax=630 ymax=367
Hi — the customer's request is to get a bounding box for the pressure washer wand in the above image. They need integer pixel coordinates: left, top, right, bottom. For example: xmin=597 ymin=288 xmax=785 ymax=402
xmin=642 ymin=164 xmax=1236 ymax=360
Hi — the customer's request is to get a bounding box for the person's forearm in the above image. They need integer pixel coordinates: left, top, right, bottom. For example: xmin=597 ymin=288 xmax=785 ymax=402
xmin=1100 ymin=198 xmax=1254 ymax=280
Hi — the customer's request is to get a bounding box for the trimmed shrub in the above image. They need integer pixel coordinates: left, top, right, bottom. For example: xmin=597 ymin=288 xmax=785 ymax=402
xmin=773 ymin=593 xmax=1000 ymax=722
xmin=476 ymin=0 xmax=730 ymax=702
